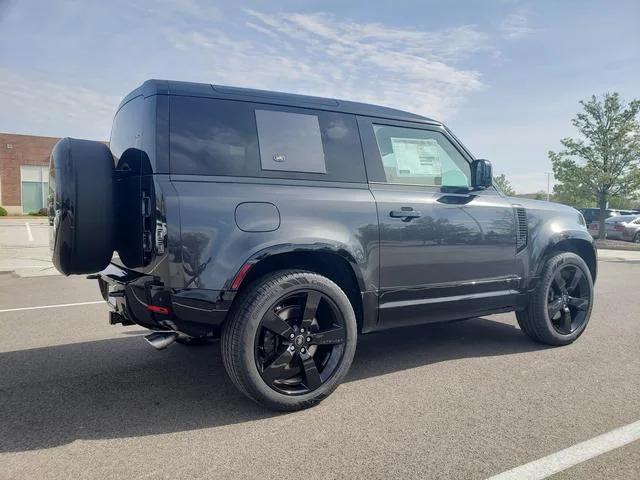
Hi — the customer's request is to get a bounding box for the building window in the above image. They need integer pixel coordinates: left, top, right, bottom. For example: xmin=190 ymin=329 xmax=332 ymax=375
xmin=21 ymin=165 xmax=49 ymax=214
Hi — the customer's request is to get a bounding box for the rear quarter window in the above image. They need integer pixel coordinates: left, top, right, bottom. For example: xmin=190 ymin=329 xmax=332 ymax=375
xmin=169 ymin=96 xmax=366 ymax=182
xmin=110 ymin=96 xmax=144 ymax=164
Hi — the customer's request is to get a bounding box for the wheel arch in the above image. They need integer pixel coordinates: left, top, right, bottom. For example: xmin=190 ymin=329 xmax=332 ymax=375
xmin=538 ymin=237 xmax=597 ymax=283
xmin=230 ymin=246 xmax=369 ymax=333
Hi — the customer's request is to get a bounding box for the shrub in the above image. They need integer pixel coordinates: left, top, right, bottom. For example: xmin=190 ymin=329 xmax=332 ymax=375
xmin=0 ymin=206 xmax=7 ymax=216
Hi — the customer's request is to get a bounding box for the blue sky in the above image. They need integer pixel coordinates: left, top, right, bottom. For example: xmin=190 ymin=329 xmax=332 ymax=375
xmin=1 ymin=0 xmax=638 ymax=192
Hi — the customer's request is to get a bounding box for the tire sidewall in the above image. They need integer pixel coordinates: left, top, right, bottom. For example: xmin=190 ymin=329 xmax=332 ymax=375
xmin=535 ymin=252 xmax=594 ymax=343
xmin=230 ymin=271 xmax=357 ymax=409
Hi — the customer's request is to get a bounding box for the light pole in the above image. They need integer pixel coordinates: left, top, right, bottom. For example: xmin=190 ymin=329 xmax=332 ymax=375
xmin=545 ymin=172 xmax=553 ymax=202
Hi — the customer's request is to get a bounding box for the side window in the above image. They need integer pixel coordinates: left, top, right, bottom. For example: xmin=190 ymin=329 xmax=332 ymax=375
xmin=372 ymin=124 xmax=470 ymax=187
xmin=170 ymin=96 xmax=366 ymax=182
xmin=255 ymin=110 xmax=326 ymax=174
xmin=170 ymin=97 xmax=260 ymax=177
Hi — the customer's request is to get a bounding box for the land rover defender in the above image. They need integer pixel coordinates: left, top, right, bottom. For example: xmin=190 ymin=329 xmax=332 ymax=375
xmin=49 ymin=80 xmax=596 ymax=410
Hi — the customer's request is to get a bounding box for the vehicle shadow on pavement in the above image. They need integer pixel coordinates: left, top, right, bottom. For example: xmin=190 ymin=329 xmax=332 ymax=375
xmin=0 ymin=316 xmax=547 ymax=453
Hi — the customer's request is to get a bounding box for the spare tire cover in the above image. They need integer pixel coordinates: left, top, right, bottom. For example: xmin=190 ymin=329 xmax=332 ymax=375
xmin=49 ymin=137 xmax=115 ymax=274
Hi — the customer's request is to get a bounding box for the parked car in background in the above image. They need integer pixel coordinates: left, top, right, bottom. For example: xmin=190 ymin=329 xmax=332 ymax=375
xmin=622 ymin=217 xmax=640 ymax=243
xmin=579 ymin=208 xmax=621 ymax=225
xmin=589 ymin=215 xmax=640 ymax=240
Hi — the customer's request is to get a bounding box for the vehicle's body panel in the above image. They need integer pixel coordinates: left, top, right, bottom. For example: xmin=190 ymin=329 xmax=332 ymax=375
xmin=372 ymin=183 xmax=521 ymax=326
xmin=172 ymin=178 xmax=379 ymax=292
xmin=513 ymin=197 xmax=596 ymax=283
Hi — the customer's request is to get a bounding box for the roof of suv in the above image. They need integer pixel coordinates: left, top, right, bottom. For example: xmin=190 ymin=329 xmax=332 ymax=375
xmin=119 ymin=79 xmax=440 ymax=126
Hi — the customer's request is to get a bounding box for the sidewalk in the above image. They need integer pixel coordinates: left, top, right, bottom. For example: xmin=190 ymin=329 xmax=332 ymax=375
xmin=0 ymin=217 xmax=58 ymax=277
xmin=598 ymin=248 xmax=640 ymax=262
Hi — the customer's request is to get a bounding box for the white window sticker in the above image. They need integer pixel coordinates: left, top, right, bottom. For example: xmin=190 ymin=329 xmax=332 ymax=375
xmin=390 ymin=138 xmax=441 ymax=177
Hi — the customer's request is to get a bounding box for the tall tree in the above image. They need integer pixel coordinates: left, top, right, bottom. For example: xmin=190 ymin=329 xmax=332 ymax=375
xmin=493 ymin=173 xmax=516 ymax=196
xmin=549 ymin=93 xmax=640 ymax=237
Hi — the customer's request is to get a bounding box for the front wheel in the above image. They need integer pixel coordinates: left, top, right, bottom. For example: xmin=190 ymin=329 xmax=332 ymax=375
xmin=221 ymin=270 xmax=357 ymax=411
xmin=517 ymin=252 xmax=594 ymax=346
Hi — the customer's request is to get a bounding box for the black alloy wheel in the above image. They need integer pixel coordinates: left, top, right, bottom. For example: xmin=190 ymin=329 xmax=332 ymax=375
xmin=255 ymin=289 xmax=346 ymax=395
xmin=516 ymin=251 xmax=594 ymax=346
xmin=221 ymin=270 xmax=357 ymax=411
xmin=546 ymin=264 xmax=590 ymax=335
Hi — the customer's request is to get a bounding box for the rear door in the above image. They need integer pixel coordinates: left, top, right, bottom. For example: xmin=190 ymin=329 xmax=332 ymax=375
xmin=358 ymin=117 xmax=521 ymax=328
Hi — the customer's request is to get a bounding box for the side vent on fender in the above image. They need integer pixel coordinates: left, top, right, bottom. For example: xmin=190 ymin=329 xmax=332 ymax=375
xmin=515 ymin=207 xmax=528 ymax=252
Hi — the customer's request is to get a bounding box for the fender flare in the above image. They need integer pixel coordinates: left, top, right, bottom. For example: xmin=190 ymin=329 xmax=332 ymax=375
xmin=533 ymin=229 xmax=597 ymax=280
xmin=226 ymin=242 xmax=368 ymax=293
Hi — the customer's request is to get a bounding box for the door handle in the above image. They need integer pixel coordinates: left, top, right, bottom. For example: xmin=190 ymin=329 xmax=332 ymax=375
xmin=390 ymin=209 xmax=422 ymax=221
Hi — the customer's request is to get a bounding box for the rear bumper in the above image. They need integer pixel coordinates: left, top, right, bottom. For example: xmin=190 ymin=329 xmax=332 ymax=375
xmin=97 ymin=263 xmax=234 ymax=335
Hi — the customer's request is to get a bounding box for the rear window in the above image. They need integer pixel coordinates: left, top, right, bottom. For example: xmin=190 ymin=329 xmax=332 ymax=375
xmin=169 ymin=96 xmax=366 ymax=182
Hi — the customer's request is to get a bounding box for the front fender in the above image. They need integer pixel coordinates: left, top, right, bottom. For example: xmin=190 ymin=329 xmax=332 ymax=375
xmin=517 ymin=198 xmax=597 ymax=285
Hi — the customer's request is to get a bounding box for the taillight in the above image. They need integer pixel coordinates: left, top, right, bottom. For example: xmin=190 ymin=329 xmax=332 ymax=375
xmin=614 ymin=224 xmax=624 ymax=231
xmin=589 ymin=223 xmax=598 ymax=230
xmin=147 ymin=304 xmax=170 ymax=315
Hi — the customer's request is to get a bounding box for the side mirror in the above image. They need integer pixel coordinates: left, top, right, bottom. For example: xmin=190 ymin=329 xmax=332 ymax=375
xmin=471 ymin=159 xmax=492 ymax=189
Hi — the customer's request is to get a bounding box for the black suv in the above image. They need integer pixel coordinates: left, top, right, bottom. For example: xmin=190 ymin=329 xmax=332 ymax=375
xmin=49 ymin=80 xmax=596 ymax=411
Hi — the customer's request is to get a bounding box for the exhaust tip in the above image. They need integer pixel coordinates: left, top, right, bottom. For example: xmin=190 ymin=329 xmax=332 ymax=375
xmin=144 ymin=331 xmax=178 ymax=350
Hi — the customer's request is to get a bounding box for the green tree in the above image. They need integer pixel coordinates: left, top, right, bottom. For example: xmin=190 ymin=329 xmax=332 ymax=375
xmin=493 ymin=173 xmax=516 ymax=196
xmin=552 ymin=186 xmax=593 ymax=208
xmin=550 ymin=93 xmax=640 ymax=237
xmin=533 ymin=190 xmax=547 ymax=201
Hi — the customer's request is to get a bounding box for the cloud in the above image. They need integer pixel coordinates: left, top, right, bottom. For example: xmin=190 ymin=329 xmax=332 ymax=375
xmin=168 ymin=10 xmax=492 ymax=120
xmin=500 ymin=12 xmax=534 ymax=39
xmin=0 ymin=0 xmax=14 ymax=21
xmin=0 ymin=69 xmax=120 ymax=139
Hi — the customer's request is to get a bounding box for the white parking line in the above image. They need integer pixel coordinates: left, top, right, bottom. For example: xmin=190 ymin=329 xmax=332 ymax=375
xmin=487 ymin=420 xmax=640 ymax=480
xmin=25 ymin=221 xmax=34 ymax=242
xmin=0 ymin=301 xmax=104 ymax=313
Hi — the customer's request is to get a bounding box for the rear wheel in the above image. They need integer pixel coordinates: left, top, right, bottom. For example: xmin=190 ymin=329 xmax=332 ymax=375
xmin=517 ymin=252 xmax=593 ymax=346
xmin=634 ymin=233 xmax=640 ymax=243
xmin=222 ymin=270 xmax=357 ymax=411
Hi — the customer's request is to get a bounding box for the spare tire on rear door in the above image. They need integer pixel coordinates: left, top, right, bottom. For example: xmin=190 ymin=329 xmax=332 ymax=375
xmin=49 ymin=137 xmax=115 ymax=275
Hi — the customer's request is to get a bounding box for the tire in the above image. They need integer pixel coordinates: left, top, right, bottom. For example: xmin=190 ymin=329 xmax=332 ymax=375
xmin=517 ymin=252 xmax=594 ymax=346
xmin=222 ymin=270 xmax=357 ymax=411
xmin=634 ymin=233 xmax=640 ymax=244
xmin=50 ymin=138 xmax=115 ymax=274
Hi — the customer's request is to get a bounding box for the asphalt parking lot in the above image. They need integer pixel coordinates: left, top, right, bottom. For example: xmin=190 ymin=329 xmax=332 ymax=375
xmin=0 ymin=218 xmax=639 ymax=479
